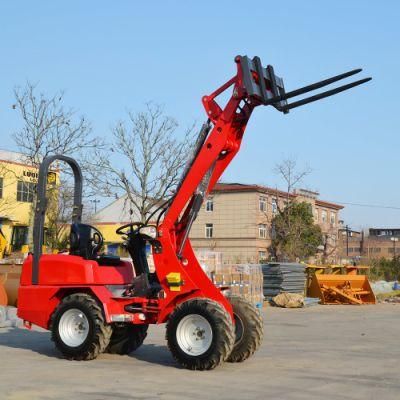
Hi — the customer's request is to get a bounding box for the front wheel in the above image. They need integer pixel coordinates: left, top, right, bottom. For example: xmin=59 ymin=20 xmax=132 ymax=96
xmin=226 ymin=295 xmax=263 ymax=362
xmin=166 ymin=298 xmax=235 ymax=370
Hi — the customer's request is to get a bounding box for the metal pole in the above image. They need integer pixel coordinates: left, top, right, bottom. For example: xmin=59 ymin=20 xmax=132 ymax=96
xmin=390 ymin=237 xmax=398 ymax=259
xmin=91 ymin=199 xmax=100 ymax=213
xmin=346 ymin=225 xmax=349 ymax=257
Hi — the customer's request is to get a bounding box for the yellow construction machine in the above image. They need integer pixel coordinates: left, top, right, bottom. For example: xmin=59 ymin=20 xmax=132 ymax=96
xmin=0 ymin=228 xmax=24 ymax=306
xmin=306 ymin=264 xmax=376 ymax=305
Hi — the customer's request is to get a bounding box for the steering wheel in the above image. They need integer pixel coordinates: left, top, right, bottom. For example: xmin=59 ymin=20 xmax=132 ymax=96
xmin=116 ymin=222 xmax=144 ymax=235
xmin=91 ymin=230 xmax=104 ymax=255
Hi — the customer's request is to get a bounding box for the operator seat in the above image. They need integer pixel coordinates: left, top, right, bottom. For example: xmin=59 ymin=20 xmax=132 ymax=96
xmin=69 ymin=223 xmax=121 ymax=266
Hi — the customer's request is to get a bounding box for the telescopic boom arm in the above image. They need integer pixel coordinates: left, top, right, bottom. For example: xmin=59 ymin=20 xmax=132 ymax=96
xmin=153 ymin=55 xmax=370 ymax=321
xmin=161 ymin=55 xmax=371 ymax=253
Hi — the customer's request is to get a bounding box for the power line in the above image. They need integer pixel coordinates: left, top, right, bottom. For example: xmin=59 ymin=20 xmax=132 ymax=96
xmin=332 ymin=201 xmax=400 ymax=210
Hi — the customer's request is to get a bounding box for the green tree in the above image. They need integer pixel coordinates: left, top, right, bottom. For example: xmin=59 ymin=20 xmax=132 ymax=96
xmin=270 ymin=201 xmax=323 ymax=261
xmin=369 ymin=257 xmax=400 ymax=281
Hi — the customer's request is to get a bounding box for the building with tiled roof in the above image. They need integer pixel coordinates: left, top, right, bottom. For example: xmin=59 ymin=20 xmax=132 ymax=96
xmin=190 ymin=182 xmax=344 ymax=263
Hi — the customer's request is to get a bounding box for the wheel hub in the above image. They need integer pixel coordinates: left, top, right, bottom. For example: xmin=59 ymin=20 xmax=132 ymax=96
xmin=58 ymin=308 xmax=89 ymax=347
xmin=176 ymin=314 xmax=213 ymax=356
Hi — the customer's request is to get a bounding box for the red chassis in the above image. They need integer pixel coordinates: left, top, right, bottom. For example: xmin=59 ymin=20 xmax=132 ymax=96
xmin=17 ymin=56 xmax=370 ymax=369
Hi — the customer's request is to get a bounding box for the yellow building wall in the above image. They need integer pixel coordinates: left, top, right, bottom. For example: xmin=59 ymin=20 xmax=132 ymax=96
xmin=94 ymin=223 xmax=130 ymax=257
xmin=0 ymin=158 xmax=58 ymax=255
xmin=95 ymin=223 xmax=122 ymax=244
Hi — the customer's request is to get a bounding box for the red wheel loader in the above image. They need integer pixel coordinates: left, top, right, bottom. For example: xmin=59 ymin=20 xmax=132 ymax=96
xmin=17 ymin=56 xmax=370 ymax=370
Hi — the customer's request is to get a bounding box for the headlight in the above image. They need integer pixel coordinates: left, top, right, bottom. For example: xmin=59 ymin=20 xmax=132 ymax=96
xmin=139 ymin=225 xmax=157 ymax=239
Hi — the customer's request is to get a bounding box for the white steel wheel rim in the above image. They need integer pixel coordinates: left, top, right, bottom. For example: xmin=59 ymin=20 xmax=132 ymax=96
xmin=176 ymin=314 xmax=213 ymax=356
xmin=59 ymin=308 xmax=89 ymax=347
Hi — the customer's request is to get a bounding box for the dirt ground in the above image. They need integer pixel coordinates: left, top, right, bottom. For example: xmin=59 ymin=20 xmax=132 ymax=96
xmin=0 ymin=304 xmax=399 ymax=400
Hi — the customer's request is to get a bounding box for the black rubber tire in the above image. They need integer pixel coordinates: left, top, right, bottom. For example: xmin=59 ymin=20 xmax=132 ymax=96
xmin=50 ymin=293 xmax=112 ymax=361
xmin=166 ymin=298 xmax=235 ymax=370
xmin=226 ymin=295 xmax=263 ymax=363
xmin=106 ymin=324 xmax=148 ymax=355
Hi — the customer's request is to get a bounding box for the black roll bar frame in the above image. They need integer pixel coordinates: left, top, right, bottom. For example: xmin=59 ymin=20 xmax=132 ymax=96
xmin=32 ymin=155 xmax=83 ymax=285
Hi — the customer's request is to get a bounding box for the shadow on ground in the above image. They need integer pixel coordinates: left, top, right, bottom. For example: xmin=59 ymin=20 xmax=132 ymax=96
xmin=0 ymin=328 xmax=179 ymax=368
xmin=0 ymin=328 xmax=56 ymax=357
xmin=132 ymin=343 xmax=178 ymax=368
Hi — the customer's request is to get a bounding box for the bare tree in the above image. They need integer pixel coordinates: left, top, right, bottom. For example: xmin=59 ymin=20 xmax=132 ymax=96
xmin=12 ymin=82 xmax=102 ymax=247
xmin=260 ymin=158 xmax=312 ymax=231
xmin=86 ymin=103 xmax=194 ymax=223
xmin=45 ymin=180 xmax=74 ymax=251
xmin=273 ymin=158 xmax=312 ymax=205
xmin=268 ymin=157 xmax=314 ymax=260
xmin=12 ymin=82 xmax=98 ymax=165
xmin=0 ymin=164 xmax=17 ymax=217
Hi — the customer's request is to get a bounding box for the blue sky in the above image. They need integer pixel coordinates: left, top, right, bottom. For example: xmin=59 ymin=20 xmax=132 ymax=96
xmin=1 ymin=1 xmax=399 ymax=229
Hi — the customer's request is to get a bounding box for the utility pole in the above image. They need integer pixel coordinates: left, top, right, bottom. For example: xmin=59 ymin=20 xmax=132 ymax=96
xmin=90 ymin=199 xmax=100 ymax=214
xmin=324 ymin=234 xmax=328 ymax=261
xmin=360 ymin=230 xmax=364 ymax=257
xmin=346 ymin=225 xmax=350 ymax=257
xmin=391 ymin=237 xmax=398 ymax=259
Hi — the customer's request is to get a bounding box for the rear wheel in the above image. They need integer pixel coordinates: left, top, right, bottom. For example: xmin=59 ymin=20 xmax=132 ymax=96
xmin=226 ymin=296 xmax=263 ymax=362
xmin=166 ymin=298 xmax=235 ymax=370
xmin=106 ymin=324 xmax=148 ymax=355
xmin=50 ymin=293 xmax=112 ymax=361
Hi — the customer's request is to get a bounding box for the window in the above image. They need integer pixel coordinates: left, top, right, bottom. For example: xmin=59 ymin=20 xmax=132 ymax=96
xmin=314 ymin=208 xmax=319 ymax=222
xmin=271 ymin=198 xmax=277 ymax=214
xmin=258 ymin=251 xmax=267 ymax=261
xmin=330 ymin=212 xmax=336 ymax=226
xmin=321 ymin=210 xmax=327 ymax=223
xmin=0 ymin=177 xmax=3 ymax=199
xmin=17 ymin=181 xmax=36 ymax=202
xmin=205 ymin=197 xmax=214 ymax=212
xmin=205 ymin=223 xmax=213 ymax=238
xmin=259 ymin=196 xmax=267 ymax=212
xmin=374 ymin=247 xmax=381 ymax=253
xmin=11 ymin=226 xmax=28 ymax=251
xmin=259 ymin=224 xmax=267 ymax=239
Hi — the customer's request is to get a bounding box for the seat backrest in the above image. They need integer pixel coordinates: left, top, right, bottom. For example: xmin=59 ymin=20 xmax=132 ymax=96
xmin=69 ymin=223 xmax=103 ymax=260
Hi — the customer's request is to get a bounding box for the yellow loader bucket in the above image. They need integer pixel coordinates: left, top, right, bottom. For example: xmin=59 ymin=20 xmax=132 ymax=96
xmin=0 ymin=263 xmax=22 ymax=307
xmin=308 ymin=274 xmax=376 ymax=305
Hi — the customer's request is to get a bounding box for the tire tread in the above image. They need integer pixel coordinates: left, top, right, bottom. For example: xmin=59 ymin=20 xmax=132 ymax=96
xmin=50 ymin=293 xmax=112 ymax=361
xmin=166 ymin=298 xmax=235 ymax=370
xmin=106 ymin=324 xmax=148 ymax=355
xmin=226 ymin=295 xmax=263 ymax=363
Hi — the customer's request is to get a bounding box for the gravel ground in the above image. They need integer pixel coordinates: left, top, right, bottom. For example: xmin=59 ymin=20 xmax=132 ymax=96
xmin=0 ymin=304 xmax=399 ymax=400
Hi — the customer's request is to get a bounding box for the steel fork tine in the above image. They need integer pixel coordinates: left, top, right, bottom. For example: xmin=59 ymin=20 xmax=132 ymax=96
xmin=264 ymin=68 xmax=363 ymax=106
xmin=280 ymin=77 xmax=372 ymax=111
